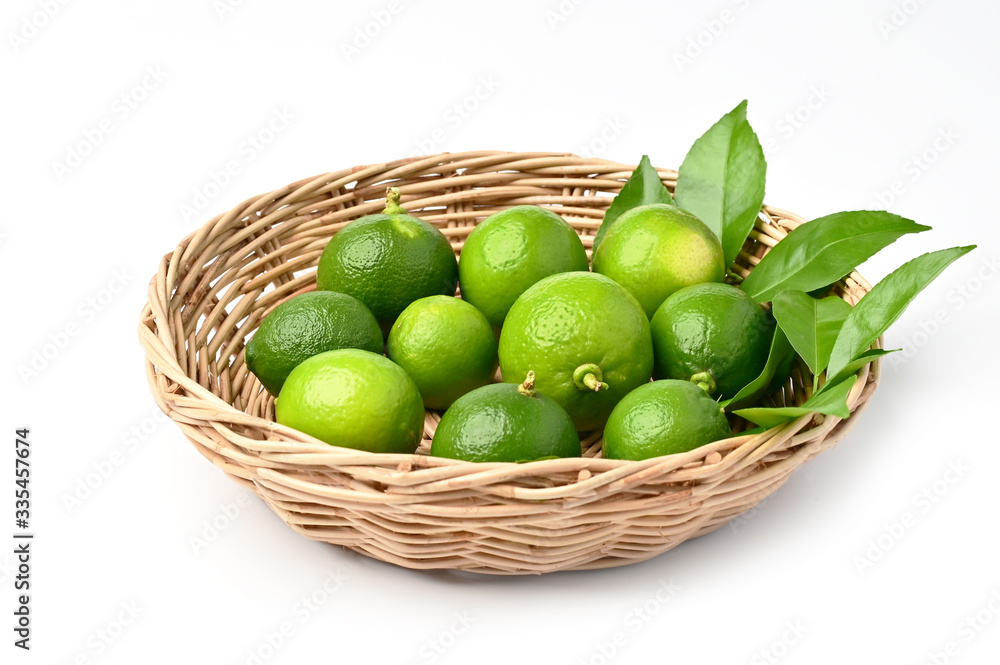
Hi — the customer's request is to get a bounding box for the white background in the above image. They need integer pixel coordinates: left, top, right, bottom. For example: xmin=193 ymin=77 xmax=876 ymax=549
xmin=3 ymin=0 xmax=999 ymax=663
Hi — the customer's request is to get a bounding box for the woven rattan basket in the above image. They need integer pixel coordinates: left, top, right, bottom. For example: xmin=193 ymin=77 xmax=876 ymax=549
xmin=139 ymin=151 xmax=881 ymax=575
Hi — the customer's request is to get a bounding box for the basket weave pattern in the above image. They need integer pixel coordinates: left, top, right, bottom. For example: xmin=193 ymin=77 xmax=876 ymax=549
xmin=139 ymin=151 xmax=881 ymax=574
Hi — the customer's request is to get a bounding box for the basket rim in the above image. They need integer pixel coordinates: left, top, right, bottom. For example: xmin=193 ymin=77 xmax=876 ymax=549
xmin=138 ymin=150 xmax=882 ymax=476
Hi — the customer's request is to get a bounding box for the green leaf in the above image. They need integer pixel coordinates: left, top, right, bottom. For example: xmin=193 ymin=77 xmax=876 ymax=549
xmin=772 ymin=290 xmax=853 ymax=386
xmin=720 ymin=327 xmax=793 ymax=411
xmin=741 ymin=211 xmax=931 ymax=303
xmin=674 ymin=100 xmax=767 ymax=268
xmin=592 ymin=155 xmax=673 ymax=252
xmin=826 ymin=245 xmax=976 ymax=379
xmin=822 ymin=348 xmax=897 ymax=390
xmin=734 ymin=375 xmax=856 ymax=429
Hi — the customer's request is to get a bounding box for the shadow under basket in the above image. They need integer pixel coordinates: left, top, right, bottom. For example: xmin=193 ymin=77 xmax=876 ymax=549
xmin=138 ymin=151 xmax=882 ymax=575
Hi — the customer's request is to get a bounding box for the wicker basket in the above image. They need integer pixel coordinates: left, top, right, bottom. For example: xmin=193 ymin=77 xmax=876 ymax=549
xmin=138 ymin=151 xmax=881 ymax=575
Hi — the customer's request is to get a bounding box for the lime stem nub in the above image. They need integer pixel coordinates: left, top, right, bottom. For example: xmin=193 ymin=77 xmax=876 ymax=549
xmin=517 ymin=371 xmax=537 ymax=397
xmin=691 ymin=371 xmax=717 ymax=395
xmin=573 ymin=363 xmax=609 ymax=392
xmin=383 ymin=186 xmax=406 ymax=215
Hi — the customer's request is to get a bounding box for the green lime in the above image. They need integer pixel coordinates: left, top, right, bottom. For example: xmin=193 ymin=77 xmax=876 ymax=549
xmin=458 ymin=205 xmax=589 ymax=328
xmin=650 ymin=282 xmax=774 ymax=400
xmin=430 ymin=372 xmax=581 ymax=463
xmin=245 ymin=290 xmax=383 ymax=396
xmin=316 ymin=187 xmax=459 ymax=333
xmin=275 ymin=348 xmax=424 ymax=453
xmin=592 ymin=203 xmax=725 ymax=318
xmin=387 ymin=296 xmax=498 ymax=410
xmin=498 ymin=272 xmax=653 ymax=432
xmin=602 ymin=380 xmax=732 ymax=461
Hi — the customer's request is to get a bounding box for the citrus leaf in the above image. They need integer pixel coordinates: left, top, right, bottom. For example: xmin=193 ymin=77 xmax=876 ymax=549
xmin=733 ymin=374 xmax=856 ymax=429
xmin=826 ymin=246 xmax=976 ymax=380
xmin=674 ymin=100 xmax=766 ymax=268
xmin=741 ymin=211 xmax=931 ymax=303
xmin=592 ymin=155 xmax=673 ymax=252
xmin=772 ymin=290 xmax=853 ymax=385
xmin=720 ymin=326 xmax=793 ymax=411
xmin=822 ymin=348 xmax=897 ymax=391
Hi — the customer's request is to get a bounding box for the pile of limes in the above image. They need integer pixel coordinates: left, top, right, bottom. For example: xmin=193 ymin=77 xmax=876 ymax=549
xmin=246 ymin=107 xmax=972 ymax=464
xmin=247 ymin=186 xmax=756 ymax=463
